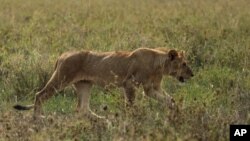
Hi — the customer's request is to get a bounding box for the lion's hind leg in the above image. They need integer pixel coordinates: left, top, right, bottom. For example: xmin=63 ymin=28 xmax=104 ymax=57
xmin=123 ymin=79 xmax=136 ymax=106
xmin=74 ymin=81 xmax=92 ymax=113
xmin=33 ymin=70 xmax=74 ymax=119
xmin=74 ymin=81 xmax=105 ymax=119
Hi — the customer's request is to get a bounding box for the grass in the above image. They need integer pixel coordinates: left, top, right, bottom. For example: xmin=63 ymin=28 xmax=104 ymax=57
xmin=0 ymin=0 xmax=250 ymax=140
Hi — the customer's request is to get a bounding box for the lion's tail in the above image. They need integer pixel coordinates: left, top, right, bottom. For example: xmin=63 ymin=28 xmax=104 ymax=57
xmin=13 ymin=104 xmax=34 ymax=110
xmin=55 ymin=59 xmax=58 ymax=70
xmin=13 ymin=59 xmax=59 ymax=111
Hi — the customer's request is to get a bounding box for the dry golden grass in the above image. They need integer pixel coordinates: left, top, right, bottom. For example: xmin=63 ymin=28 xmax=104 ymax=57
xmin=1 ymin=0 xmax=250 ymax=140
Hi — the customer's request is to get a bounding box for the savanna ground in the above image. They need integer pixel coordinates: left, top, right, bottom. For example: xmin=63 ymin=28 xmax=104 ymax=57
xmin=0 ymin=0 xmax=250 ymax=140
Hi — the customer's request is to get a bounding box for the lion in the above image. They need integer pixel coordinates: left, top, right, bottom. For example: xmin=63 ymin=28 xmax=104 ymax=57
xmin=13 ymin=47 xmax=194 ymax=119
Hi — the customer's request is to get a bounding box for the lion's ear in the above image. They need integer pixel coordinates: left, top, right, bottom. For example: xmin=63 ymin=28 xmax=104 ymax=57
xmin=168 ymin=49 xmax=178 ymax=61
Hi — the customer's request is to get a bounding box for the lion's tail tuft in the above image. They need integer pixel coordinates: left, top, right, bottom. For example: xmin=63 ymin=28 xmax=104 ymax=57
xmin=13 ymin=104 xmax=34 ymax=110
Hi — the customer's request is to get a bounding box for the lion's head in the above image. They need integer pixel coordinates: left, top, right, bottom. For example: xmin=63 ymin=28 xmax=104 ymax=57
xmin=165 ymin=49 xmax=194 ymax=82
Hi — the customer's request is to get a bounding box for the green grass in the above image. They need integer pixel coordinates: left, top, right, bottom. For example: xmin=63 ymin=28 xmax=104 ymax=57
xmin=0 ymin=0 xmax=250 ymax=140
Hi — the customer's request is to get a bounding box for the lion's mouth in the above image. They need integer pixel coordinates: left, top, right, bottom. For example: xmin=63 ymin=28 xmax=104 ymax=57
xmin=178 ymin=76 xmax=185 ymax=82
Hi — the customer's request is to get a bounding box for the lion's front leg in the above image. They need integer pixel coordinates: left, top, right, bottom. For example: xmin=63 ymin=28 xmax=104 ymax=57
xmin=143 ymin=82 xmax=175 ymax=109
xmin=153 ymin=83 xmax=175 ymax=109
xmin=155 ymin=87 xmax=175 ymax=109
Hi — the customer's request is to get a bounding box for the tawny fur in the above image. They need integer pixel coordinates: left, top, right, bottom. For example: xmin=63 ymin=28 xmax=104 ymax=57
xmin=14 ymin=47 xmax=194 ymax=119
